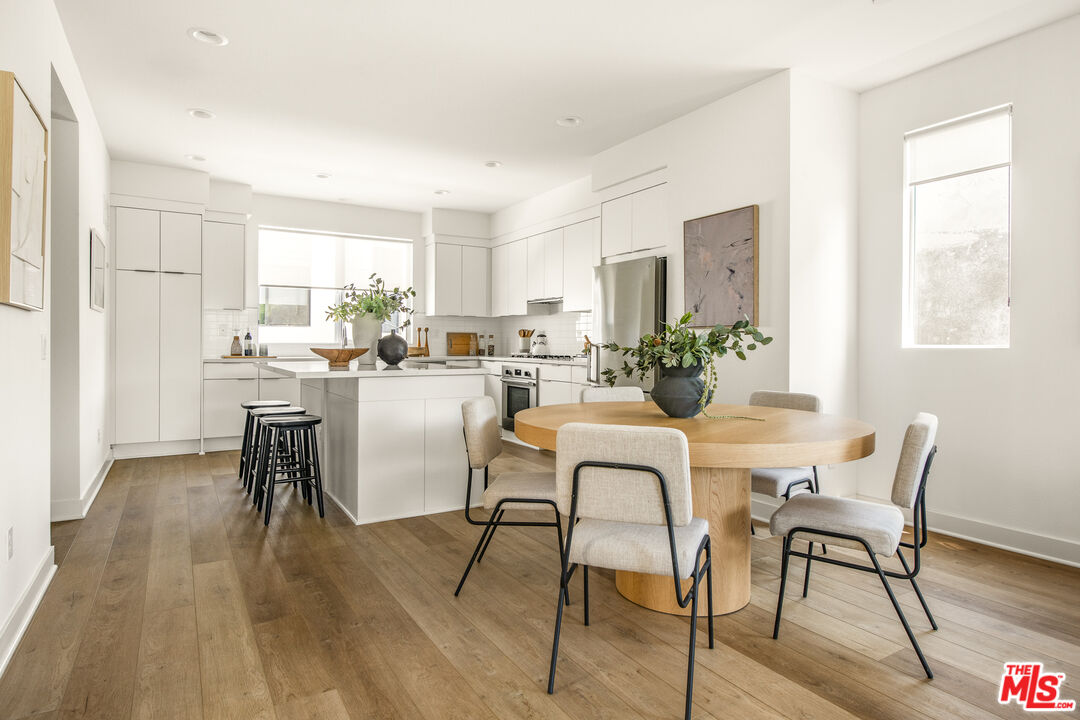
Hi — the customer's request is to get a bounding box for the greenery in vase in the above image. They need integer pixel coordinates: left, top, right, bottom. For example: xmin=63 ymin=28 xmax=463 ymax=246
xmin=600 ymin=312 xmax=773 ymax=418
xmin=326 ymin=273 xmax=416 ymax=329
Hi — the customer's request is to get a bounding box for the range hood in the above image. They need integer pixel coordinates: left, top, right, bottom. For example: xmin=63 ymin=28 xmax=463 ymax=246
xmin=527 ymin=296 xmax=563 ymax=305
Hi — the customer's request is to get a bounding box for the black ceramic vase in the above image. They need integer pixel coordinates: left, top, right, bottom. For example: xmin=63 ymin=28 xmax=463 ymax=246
xmin=650 ymin=362 xmax=711 ymax=418
xmin=377 ymin=331 xmax=409 ymax=366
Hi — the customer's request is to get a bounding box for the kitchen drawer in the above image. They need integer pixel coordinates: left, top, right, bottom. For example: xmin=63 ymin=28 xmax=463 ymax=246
xmin=481 ymin=361 xmax=502 ymax=375
xmin=204 ymin=362 xmax=259 ymax=379
xmin=541 ymin=365 xmax=572 ymax=382
xmin=203 ymin=378 xmax=259 ymax=437
xmin=571 ymin=365 xmax=588 ymax=384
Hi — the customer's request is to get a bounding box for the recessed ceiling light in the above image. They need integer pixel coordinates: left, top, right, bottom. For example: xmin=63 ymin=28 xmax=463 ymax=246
xmin=187 ymin=108 xmax=215 ymax=119
xmin=314 ymin=173 xmax=331 ymax=180
xmin=484 ymin=160 xmax=502 ymax=168
xmin=185 ymin=154 xmax=206 ymax=162
xmin=434 ymin=189 xmax=451 ymax=196
xmin=188 ymin=28 xmax=229 ymax=46
xmin=555 ymin=116 xmax=583 ymax=128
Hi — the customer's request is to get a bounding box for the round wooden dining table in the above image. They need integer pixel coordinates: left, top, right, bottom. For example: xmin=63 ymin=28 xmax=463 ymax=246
xmin=514 ymin=401 xmax=875 ymax=616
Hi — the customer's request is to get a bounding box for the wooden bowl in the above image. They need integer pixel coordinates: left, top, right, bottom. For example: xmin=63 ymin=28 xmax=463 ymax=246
xmin=309 ymin=347 xmax=369 ymax=368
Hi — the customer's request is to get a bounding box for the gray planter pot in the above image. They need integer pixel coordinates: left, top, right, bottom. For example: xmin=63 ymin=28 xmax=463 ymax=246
xmin=651 ymin=361 xmax=712 ymax=418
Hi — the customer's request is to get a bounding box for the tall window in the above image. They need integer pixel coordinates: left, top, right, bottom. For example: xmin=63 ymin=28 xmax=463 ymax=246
xmin=258 ymin=227 xmax=413 ymax=344
xmin=903 ymin=105 xmax=1011 ymax=348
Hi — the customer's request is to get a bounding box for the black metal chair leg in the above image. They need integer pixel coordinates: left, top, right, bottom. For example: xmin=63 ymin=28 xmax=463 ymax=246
xmin=897 ymin=551 xmax=938 ymax=630
xmin=705 ymin=538 xmax=714 ymax=648
xmin=547 ymin=568 xmax=568 ymax=695
xmin=869 ymin=552 xmax=933 ymax=679
xmin=773 ymin=536 xmax=791 ymax=639
xmin=455 ymin=523 xmax=495 ymax=596
xmin=750 ymin=522 xmax=756 ymax=536
xmin=685 ymin=576 xmax=699 ymax=720
xmin=554 ymin=513 xmax=571 ymax=606
xmin=802 ymin=541 xmax=814 ymax=597
xmin=476 ymin=509 xmax=504 ymax=564
xmin=583 ymin=565 xmax=590 ymax=626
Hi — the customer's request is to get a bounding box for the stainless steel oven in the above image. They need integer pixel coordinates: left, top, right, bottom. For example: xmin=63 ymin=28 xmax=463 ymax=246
xmin=501 ymin=364 xmax=539 ymax=430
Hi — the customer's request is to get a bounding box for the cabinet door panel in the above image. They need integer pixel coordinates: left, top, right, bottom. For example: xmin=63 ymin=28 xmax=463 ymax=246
xmin=354 ymin=399 xmax=425 ymax=521
xmin=631 ymin=184 xmax=668 ymax=251
xmin=526 ymin=235 xmax=545 ymax=301
xmin=160 ymin=273 xmax=202 ymax=441
xmin=461 ymin=245 xmax=490 ymax=316
xmin=562 ymin=219 xmax=598 ymax=312
xmin=115 ymin=270 xmax=160 ymax=443
xmin=115 ymin=207 xmax=159 ymax=271
xmin=425 ymin=397 xmax=476 ymax=512
xmin=490 ymin=244 xmax=507 ymax=317
xmin=259 ymin=377 xmax=302 ymax=407
xmin=539 ymin=379 xmax=573 ymax=407
xmin=202 ymin=379 xmax=258 ymax=437
xmin=507 ymin=239 xmax=528 ymax=315
xmin=160 ymin=212 xmax=202 ymax=273
xmin=435 ymin=243 xmax=463 ymax=316
xmin=601 ymin=195 xmax=632 ymax=258
xmin=202 ymin=221 xmax=245 ymax=309
xmin=544 ymin=229 xmax=563 ymax=299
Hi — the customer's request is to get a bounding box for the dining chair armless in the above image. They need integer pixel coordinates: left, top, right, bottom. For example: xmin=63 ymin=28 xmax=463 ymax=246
xmin=769 ymin=412 xmax=939 ymax=678
xmin=581 ymin=386 xmax=645 ymax=403
xmin=455 ymin=396 xmax=567 ymax=601
xmin=548 ymin=422 xmax=713 ymax=720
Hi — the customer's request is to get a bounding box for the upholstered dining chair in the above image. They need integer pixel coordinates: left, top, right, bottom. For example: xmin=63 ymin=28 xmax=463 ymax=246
xmin=581 ymin=385 xmax=645 ymax=403
xmin=456 ymin=396 xmax=567 ymax=600
xmin=769 ymin=413 xmax=939 ymax=678
xmin=748 ymin=391 xmax=823 ymax=540
xmin=547 ymin=423 xmax=713 ymax=720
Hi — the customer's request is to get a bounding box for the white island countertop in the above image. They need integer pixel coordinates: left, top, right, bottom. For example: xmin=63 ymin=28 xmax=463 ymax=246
xmin=261 ymin=360 xmax=488 ymax=379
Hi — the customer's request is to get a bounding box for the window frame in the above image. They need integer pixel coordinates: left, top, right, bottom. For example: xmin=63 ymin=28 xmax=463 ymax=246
xmin=901 ymin=104 xmax=1013 ymax=350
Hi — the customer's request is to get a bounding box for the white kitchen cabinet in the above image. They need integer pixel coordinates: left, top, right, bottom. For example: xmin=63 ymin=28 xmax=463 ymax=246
xmin=115 ymin=270 xmax=160 ymax=443
xmin=160 ymin=211 xmax=202 ymax=274
xmin=202 ymin=221 xmax=245 ymax=309
xmin=115 ymin=207 xmax=160 ymax=271
xmin=544 ymin=229 xmax=564 ymax=299
xmin=631 ymin=184 xmax=668 ymax=251
xmin=425 ymin=397 xmax=477 ymax=511
xmin=527 ymin=234 xmax=544 ymax=300
xmin=260 ymin=376 xmax=302 ymax=407
xmin=159 ymin=273 xmax=202 ymax=441
xmin=426 ymin=242 xmax=463 ymax=316
xmin=461 ymin=245 xmax=490 ymax=316
xmin=506 ymin=239 xmax=528 ymax=315
xmin=562 ymin=219 xmax=599 ymax=312
xmin=539 ymin=379 xmax=573 ymax=407
xmin=203 ymin=378 xmax=259 ymax=437
xmin=490 ymin=243 xmax=508 ymax=317
xmin=483 ymin=372 xmax=503 ymax=421
xmin=601 ymin=194 xmax=632 ymax=258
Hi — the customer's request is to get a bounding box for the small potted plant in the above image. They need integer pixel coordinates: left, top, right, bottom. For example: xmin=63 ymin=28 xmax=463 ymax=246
xmin=327 ymin=274 xmax=416 ymax=365
xmin=601 ymin=312 xmax=772 ymax=418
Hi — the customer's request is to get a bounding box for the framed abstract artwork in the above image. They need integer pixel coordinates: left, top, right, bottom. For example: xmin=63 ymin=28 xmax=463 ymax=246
xmin=1 ymin=70 xmax=49 ymax=311
xmin=90 ymin=228 xmax=105 ymax=312
xmin=683 ymin=204 xmax=759 ymax=326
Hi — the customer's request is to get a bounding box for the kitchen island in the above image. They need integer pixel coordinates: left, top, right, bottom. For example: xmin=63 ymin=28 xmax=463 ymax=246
xmin=262 ymin=360 xmax=486 ymax=524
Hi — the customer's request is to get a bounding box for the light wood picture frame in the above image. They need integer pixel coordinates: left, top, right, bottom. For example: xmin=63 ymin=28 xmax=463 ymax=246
xmin=1 ymin=70 xmax=49 ymax=311
xmin=683 ymin=204 xmax=759 ymax=326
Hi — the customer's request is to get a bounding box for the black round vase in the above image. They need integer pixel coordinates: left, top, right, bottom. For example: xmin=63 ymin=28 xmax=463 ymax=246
xmin=651 ymin=362 xmax=711 ymax=418
xmin=377 ymin=331 xmax=409 ymax=366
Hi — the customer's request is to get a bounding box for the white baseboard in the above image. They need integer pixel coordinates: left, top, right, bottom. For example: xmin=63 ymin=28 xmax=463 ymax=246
xmin=51 ymin=454 xmax=113 ymax=522
xmin=0 ymin=547 xmax=56 ymax=680
xmin=112 ymin=437 xmax=241 ymax=459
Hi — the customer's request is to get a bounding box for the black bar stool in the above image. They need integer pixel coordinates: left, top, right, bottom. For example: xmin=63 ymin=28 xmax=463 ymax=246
xmin=244 ymin=406 xmax=306 ymax=494
xmin=238 ymin=400 xmax=291 ymax=484
xmin=253 ymin=414 xmax=324 ymax=525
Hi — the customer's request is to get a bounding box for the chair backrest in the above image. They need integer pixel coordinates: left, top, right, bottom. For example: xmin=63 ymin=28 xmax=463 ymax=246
xmin=555 ymin=423 xmax=692 ymax=526
xmin=891 ymin=413 xmax=938 ymax=509
xmin=748 ymin=390 xmax=822 ymax=413
xmin=461 ymin=396 xmax=503 ymax=469
xmin=581 ymin=386 xmax=645 ymax=403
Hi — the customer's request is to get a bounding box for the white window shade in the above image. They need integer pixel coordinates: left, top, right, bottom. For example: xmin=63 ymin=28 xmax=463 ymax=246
xmin=906 ymin=107 xmax=1011 ymax=185
xmin=258 ymin=228 xmax=412 ymax=290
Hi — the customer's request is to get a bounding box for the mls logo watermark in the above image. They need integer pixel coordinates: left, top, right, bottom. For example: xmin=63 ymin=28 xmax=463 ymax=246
xmin=999 ymin=663 xmax=1076 ymax=712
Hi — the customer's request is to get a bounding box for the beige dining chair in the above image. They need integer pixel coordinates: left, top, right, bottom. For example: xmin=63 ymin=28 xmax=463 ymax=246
xmin=581 ymin=385 xmax=646 ymax=403
xmin=770 ymin=413 xmax=939 ymax=678
xmin=547 ymin=422 xmax=713 ymax=720
xmin=456 ymin=397 xmax=567 ymax=600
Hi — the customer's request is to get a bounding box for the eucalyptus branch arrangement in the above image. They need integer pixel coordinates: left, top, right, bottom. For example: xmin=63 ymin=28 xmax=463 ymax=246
xmin=601 ymin=312 xmax=773 ymax=418
xmin=326 ymin=273 xmax=417 ymax=329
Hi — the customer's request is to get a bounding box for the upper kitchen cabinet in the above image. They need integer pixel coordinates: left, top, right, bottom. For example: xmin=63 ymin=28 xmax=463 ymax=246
xmin=600 ymin=183 xmax=668 ymax=258
xmin=202 ymin=220 xmax=245 ymax=309
xmin=491 ymin=242 xmax=508 ymax=317
xmin=506 ymin=238 xmax=528 ymax=315
xmin=425 ymin=241 xmax=490 ymax=316
xmin=562 ymin=218 xmax=599 ymax=312
xmin=526 ymin=229 xmax=564 ymax=302
xmin=526 ymin=235 xmax=544 ymax=300
xmin=160 ymin=211 xmax=202 ymax=273
xmin=115 ymin=207 xmax=160 ymax=271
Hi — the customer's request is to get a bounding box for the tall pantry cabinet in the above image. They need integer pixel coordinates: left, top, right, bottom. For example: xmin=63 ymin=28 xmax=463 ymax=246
xmin=114 ymin=207 xmax=202 ymax=444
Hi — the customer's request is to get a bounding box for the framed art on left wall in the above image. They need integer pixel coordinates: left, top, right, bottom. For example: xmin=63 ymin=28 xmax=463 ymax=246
xmin=0 ymin=70 xmax=49 ymax=311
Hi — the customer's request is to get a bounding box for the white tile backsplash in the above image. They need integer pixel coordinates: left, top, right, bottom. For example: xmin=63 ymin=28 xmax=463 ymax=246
xmin=411 ymin=308 xmax=592 ymax=356
xmin=203 ymin=309 xmax=259 ymax=357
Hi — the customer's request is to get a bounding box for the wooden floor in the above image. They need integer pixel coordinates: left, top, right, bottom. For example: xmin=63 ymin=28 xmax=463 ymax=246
xmin=2 ymin=447 xmax=1079 ymax=720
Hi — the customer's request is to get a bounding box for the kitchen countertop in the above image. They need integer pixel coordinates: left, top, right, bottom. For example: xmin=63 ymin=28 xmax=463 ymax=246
xmin=203 ymin=356 xmax=313 ymax=363
xmin=416 ymin=354 xmax=588 ymax=366
xmin=261 ymin=360 xmax=489 ymax=379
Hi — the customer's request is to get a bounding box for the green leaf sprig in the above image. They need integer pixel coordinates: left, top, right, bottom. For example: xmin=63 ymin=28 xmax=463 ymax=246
xmin=326 ymin=273 xmax=417 ymax=329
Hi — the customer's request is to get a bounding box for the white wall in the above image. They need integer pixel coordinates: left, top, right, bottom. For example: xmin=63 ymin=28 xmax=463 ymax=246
xmin=858 ymin=16 xmax=1080 ymax=564
xmin=253 ymin=193 xmax=421 ymax=241
xmin=0 ymin=0 xmax=110 ymax=673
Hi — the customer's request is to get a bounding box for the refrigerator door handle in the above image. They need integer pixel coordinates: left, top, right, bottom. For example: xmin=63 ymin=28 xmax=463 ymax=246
xmin=587 ymin=344 xmax=599 ymax=384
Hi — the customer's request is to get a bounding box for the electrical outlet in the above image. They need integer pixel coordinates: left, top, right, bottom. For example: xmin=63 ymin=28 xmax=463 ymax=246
xmin=7 ymin=527 xmax=13 ymax=560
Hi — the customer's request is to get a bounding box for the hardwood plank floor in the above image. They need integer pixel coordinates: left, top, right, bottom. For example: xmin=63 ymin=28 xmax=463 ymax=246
xmin=1 ymin=448 xmax=1078 ymax=720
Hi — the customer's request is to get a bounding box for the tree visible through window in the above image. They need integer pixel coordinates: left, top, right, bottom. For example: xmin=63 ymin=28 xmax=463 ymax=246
xmin=904 ymin=106 xmax=1011 ymax=347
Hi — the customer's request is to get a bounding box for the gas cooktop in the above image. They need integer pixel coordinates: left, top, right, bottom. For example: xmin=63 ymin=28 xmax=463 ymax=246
xmin=510 ymin=353 xmax=577 ymax=361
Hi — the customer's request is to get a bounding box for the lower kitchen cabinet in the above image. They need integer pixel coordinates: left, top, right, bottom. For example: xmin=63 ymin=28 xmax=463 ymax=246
xmin=539 ymin=378 xmax=574 ymax=406
xmin=115 ymin=270 xmax=160 ymax=444
xmin=203 ymin=378 xmax=259 ymax=438
xmin=159 ymin=273 xmax=202 ymax=441
xmin=259 ymin=376 xmax=302 ymax=407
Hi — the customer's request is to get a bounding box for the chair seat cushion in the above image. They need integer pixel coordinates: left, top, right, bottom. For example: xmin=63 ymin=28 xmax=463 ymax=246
xmin=568 ymin=517 xmax=709 ymax=579
xmin=751 ymin=467 xmax=814 ymax=497
xmin=769 ymin=494 xmax=905 ymax=557
xmin=483 ymin=471 xmax=557 ymax=511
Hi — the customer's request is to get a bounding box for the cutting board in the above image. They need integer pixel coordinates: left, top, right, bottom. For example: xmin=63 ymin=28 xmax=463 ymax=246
xmin=446 ymin=332 xmax=478 ymax=356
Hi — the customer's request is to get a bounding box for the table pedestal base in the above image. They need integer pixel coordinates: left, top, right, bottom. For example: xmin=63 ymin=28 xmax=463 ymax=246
xmin=615 ymin=466 xmax=751 ymax=616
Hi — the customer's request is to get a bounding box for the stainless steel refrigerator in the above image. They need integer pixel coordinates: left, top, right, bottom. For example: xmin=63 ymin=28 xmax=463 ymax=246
xmin=587 ymin=256 xmax=667 ymax=391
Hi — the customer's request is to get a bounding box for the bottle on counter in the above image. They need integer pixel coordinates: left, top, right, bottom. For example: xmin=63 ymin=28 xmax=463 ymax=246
xmin=487 ymin=334 xmax=496 ymax=357
xmin=243 ymin=330 xmax=254 ymax=356
xmin=476 ymin=330 xmax=485 ymax=356
xmin=468 ymin=333 xmax=478 ymax=356
xmin=230 ymin=335 xmax=243 ymax=356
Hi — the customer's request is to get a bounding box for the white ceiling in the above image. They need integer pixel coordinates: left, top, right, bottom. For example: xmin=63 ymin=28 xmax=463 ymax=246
xmin=55 ymin=0 xmax=1080 ymax=213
